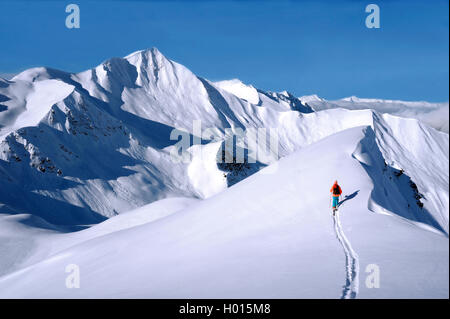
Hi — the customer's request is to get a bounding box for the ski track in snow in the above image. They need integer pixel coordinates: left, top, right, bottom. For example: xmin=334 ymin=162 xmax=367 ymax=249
xmin=333 ymin=210 xmax=360 ymax=299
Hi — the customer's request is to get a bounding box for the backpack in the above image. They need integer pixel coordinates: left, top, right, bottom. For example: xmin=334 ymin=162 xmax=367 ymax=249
xmin=333 ymin=185 xmax=340 ymax=195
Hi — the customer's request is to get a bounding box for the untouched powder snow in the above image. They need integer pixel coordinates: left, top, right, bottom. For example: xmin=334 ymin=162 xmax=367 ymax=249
xmin=0 ymin=48 xmax=448 ymax=298
xmin=0 ymin=197 xmax=199 ymax=277
xmin=0 ymin=127 xmax=447 ymax=298
xmin=0 ymin=48 xmax=447 ymax=231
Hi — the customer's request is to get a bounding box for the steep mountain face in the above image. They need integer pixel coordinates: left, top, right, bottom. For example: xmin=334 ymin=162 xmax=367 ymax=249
xmin=0 ymin=48 xmax=448 ymax=237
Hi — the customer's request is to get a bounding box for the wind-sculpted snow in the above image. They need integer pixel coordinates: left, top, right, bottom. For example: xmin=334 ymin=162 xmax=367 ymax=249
xmin=0 ymin=197 xmax=199 ymax=277
xmin=0 ymin=126 xmax=447 ymax=298
xmin=354 ymin=121 xmax=449 ymax=234
xmin=0 ymin=48 xmax=448 ymax=239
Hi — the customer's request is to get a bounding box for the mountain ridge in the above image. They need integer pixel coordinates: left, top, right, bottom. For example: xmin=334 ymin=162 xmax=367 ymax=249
xmin=0 ymin=125 xmax=447 ymax=298
xmin=0 ymin=48 xmax=448 ymax=236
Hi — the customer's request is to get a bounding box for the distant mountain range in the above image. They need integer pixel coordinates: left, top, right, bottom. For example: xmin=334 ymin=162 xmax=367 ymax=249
xmin=0 ymin=48 xmax=448 ymax=233
xmin=0 ymin=48 xmax=448 ymax=298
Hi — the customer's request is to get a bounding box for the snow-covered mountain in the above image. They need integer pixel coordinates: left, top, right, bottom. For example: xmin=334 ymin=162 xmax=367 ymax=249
xmin=301 ymin=94 xmax=449 ymax=133
xmin=0 ymin=48 xmax=317 ymax=225
xmin=0 ymin=125 xmax=447 ymax=298
xmin=0 ymin=48 xmax=448 ymax=298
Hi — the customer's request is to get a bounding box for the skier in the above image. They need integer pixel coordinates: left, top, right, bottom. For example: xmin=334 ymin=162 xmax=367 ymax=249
xmin=330 ymin=180 xmax=342 ymax=215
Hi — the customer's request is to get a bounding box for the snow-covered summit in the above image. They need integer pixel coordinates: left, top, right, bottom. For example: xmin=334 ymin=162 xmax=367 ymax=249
xmin=298 ymin=94 xmax=324 ymax=103
xmin=0 ymin=48 xmax=448 ymax=298
xmin=0 ymin=48 xmax=448 ymax=233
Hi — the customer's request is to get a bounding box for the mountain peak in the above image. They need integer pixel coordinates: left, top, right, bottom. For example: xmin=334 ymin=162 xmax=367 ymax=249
xmin=278 ymin=90 xmax=291 ymax=97
xmin=214 ymin=78 xmax=259 ymax=104
xmin=341 ymin=95 xmax=361 ymax=102
xmin=299 ymin=94 xmax=324 ymax=103
xmin=12 ymin=67 xmax=53 ymax=82
xmin=124 ymin=47 xmax=166 ymax=63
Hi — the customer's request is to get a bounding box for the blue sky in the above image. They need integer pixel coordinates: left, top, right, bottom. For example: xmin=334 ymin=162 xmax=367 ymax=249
xmin=0 ymin=0 xmax=448 ymax=101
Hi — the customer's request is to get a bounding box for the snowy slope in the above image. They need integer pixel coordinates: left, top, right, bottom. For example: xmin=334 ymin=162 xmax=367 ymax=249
xmin=1 ymin=49 xmax=311 ymax=224
xmin=0 ymin=126 xmax=447 ymax=298
xmin=0 ymin=49 xmax=448 ymax=229
xmin=0 ymin=48 xmax=448 ymax=298
xmin=0 ymin=197 xmax=198 ymax=277
xmin=214 ymin=79 xmax=260 ymax=104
